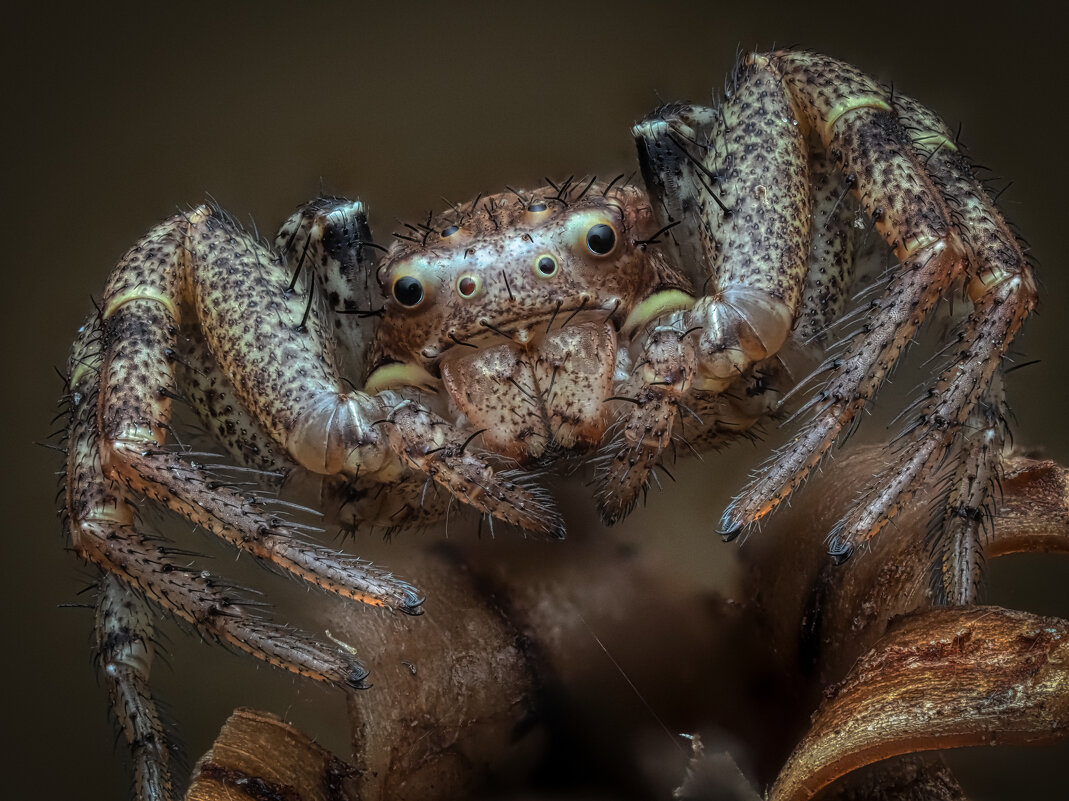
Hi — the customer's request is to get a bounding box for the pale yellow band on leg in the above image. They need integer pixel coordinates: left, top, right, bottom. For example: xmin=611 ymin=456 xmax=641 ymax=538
xmin=823 ymin=96 xmax=893 ymax=139
xmin=911 ymin=131 xmax=959 ymax=154
xmin=103 ymin=288 xmax=177 ymax=320
xmin=621 ymin=289 xmax=696 ymax=336
xmin=364 ymin=362 xmax=442 ymax=394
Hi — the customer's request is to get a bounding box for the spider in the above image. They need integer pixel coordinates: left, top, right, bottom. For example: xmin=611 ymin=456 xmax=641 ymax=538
xmin=61 ymin=49 xmax=1034 ymax=797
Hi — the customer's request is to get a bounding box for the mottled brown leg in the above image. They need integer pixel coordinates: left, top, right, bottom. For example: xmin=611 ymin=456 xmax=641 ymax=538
xmin=605 ymin=68 xmax=817 ymax=520
xmin=825 ymin=271 xmax=1028 ymax=559
xmin=596 ymin=308 xmax=788 ymax=525
xmin=99 ymin=255 xmax=423 ymax=612
xmin=931 ymin=381 xmax=1007 ymax=604
xmin=96 ymin=574 xmax=174 ymax=801
xmin=793 ymin=148 xmax=860 ymax=347
xmin=67 ymin=316 xmax=369 ymax=686
xmin=273 ymin=196 xmax=384 ymax=383
xmin=597 ymin=308 xmax=695 ymax=524
xmin=821 ymin=91 xmax=1035 ymax=557
xmin=385 ymin=401 xmax=564 ymax=538
xmin=721 ymin=53 xmax=968 ymax=543
xmin=635 ymin=58 xmax=812 ymax=391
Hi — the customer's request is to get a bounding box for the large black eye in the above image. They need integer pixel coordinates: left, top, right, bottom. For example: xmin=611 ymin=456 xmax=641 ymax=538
xmin=586 ymin=223 xmax=616 ymax=255
xmin=392 ymin=276 xmax=424 ymax=307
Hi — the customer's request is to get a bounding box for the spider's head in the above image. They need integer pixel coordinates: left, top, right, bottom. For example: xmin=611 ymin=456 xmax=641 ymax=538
xmin=367 ymin=183 xmax=665 ymax=381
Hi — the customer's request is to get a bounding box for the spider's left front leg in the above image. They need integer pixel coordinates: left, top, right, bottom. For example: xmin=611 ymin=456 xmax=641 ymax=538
xmin=598 ymin=65 xmax=818 ymax=522
xmin=718 ymin=52 xmax=1037 ymax=574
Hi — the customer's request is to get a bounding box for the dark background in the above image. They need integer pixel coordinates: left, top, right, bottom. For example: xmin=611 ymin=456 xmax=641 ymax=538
xmin=6 ymin=3 xmax=1067 ymax=799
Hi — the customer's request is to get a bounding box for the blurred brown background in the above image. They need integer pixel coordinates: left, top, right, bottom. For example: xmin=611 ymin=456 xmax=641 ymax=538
xmin=5 ymin=2 xmax=1067 ymax=799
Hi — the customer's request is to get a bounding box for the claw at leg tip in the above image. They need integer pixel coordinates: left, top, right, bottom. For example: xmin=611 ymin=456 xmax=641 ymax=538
xmin=717 ymin=508 xmax=743 ymax=541
xmin=719 ymin=526 xmax=742 ymax=543
xmin=830 ymin=548 xmax=853 ymax=565
xmin=827 ymin=531 xmax=854 ymax=564
xmin=346 ymin=665 xmax=371 ymax=690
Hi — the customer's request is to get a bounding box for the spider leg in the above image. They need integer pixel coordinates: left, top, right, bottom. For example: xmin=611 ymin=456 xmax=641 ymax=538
xmin=720 ymin=52 xmax=1036 ymax=552
xmin=273 ymin=195 xmax=384 ymax=383
xmin=384 ymin=401 xmax=565 ymax=538
xmin=595 ymin=379 xmax=776 ymax=525
xmin=824 ymin=92 xmax=1035 ymax=559
xmin=67 ymin=316 xmax=369 ymax=686
xmin=93 ymin=217 xmax=423 ymax=611
xmin=95 ymin=573 xmax=173 ymax=801
xmin=636 ymin=63 xmax=812 ymax=391
xmin=116 ymin=445 xmax=425 ymax=610
xmin=794 ymin=148 xmax=861 ymax=347
xmin=823 ymin=271 xmax=1026 ymax=560
xmin=596 ymin=310 xmax=693 ymax=524
xmin=600 ymin=71 xmax=817 ymax=521
xmin=929 ymin=378 xmax=1007 ymax=604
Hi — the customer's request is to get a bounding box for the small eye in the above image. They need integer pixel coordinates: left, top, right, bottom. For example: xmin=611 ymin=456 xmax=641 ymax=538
xmin=456 ymin=275 xmax=479 ymax=298
xmin=535 ymin=255 xmax=558 ymax=277
xmin=392 ymin=275 xmax=424 ymax=307
xmin=527 ymin=202 xmax=548 ymax=212
xmin=586 ymin=223 xmax=616 ymax=256
xmin=441 ymin=224 xmax=459 ymax=238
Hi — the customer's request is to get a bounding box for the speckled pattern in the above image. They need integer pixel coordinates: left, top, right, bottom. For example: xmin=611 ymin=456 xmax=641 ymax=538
xmin=370 ymin=182 xmax=687 ymax=368
xmin=61 ymin=51 xmax=1036 ymax=786
xmin=719 ymin=51 xmax=1036 ymax=563
xmin=66 ymin=212 xmax=407 ymax=686
xmin=796 ymin=148 xmax=859 ymax=344
xmin=708 ymin=57 xmax=810 ymax=309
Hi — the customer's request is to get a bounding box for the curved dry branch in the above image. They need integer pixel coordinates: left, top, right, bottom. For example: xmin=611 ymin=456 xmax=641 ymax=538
xmin=186 ymin=708 xmax=357 ymax=801
xmin=770 ymin=606 xmax=1069 ymax=801
xmin=178 ymin=452 xmax=1068 ymax=800
xmin=988 ymin=457 xmax=1069 ymax=556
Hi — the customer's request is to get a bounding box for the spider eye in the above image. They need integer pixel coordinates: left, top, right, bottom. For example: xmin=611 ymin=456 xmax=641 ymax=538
xmin=586 ymin=223 xmax=616 ymax=256
xmin=527 ymin=202 xmax=548 ymax=212
xmin=392 ymin=276 xmax=424 ymax=307
xmin=535 ymin=255 xmax=558 ymax=277
xmin=441 ymin=224 xmax=459 ymax=238
xmin=456 ymin=275 xmax=479 ymax=297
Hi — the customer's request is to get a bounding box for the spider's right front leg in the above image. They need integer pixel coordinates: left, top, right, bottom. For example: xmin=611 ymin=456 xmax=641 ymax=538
xmin=66 ymin=213 xmax=389 ymax=687
xmin=70 ymin=203 xmax=560 ymax=673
